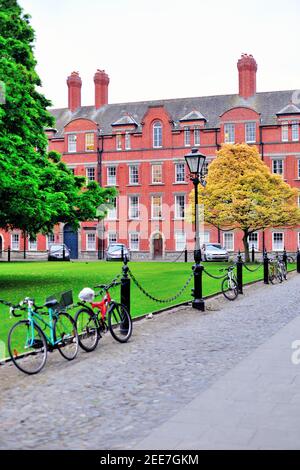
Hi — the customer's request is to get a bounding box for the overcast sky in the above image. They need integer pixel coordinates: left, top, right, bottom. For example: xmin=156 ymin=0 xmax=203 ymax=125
xmin=19 ymin=0 xmax=300 ymax=109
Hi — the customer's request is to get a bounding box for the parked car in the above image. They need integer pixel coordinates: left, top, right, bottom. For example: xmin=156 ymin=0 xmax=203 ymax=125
xmin=106 ymin=243 xmax=130 ymax=261
xmin=202 ymin=243 xmax=229 ymax=262
xmin=48 ymin=244 xmax=71 ymax=261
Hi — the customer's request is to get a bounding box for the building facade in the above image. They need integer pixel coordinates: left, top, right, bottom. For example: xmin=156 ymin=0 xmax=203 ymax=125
xmin=1 ymin=54 xmax=300 ymax=260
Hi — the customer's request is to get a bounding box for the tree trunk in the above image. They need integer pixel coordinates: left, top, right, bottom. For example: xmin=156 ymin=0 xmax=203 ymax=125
xmin=243 ymin=230 xmax=250 ymax=263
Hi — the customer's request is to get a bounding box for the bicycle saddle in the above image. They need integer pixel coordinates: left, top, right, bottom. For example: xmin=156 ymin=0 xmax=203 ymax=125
xmin=44 ymin=299 xmax=59 ymax=308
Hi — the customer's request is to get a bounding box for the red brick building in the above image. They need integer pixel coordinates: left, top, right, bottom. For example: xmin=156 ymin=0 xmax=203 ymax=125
xmin=1 ymin=54 xmax=300 ymax=260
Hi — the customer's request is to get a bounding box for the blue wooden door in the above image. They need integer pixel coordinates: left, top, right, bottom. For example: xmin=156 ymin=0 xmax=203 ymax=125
xmin=63 ymin=224 xmax=78 ymax=259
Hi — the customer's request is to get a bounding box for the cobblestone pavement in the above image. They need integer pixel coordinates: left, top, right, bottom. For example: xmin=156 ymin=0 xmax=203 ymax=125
xmin=0 ymin=273 xmax=300 ymax=450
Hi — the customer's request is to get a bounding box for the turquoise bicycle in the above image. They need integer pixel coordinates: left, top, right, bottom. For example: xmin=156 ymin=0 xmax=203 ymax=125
xmin=1 ymin=291 xmax=79 ymax=375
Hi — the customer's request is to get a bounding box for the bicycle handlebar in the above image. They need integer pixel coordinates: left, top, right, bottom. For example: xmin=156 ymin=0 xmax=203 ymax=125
xmin=94 ymin=276 xmax=121 ymax=292
xmin=219 ymin=266 xmax=235 ymax=272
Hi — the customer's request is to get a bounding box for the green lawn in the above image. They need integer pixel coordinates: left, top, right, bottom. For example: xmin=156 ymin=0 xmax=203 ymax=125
xmin=0 ymin=260 xmax=295 ymax=345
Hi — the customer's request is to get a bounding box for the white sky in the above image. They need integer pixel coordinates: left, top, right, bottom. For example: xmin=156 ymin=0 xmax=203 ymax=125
xmin=19 ymin=0 xmax=300 ymax=109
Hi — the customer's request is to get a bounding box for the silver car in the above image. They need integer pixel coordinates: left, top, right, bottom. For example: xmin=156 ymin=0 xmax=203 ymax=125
xmin=202 ymin=243 xmax=229 ymax=262
xmin=106 ymin=243 xmax=130 ymax=261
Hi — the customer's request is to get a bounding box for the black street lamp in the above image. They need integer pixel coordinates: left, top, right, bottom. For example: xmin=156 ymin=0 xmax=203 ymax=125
xmin=185 ymin=148 xmax=207 ymax=311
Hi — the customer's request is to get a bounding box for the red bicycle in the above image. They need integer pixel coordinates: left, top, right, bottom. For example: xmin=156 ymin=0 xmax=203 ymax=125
xmin=75 ymin=278 xmax=132 ymax=352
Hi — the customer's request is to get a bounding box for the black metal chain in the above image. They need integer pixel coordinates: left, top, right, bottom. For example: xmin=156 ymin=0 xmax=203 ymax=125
xmin=172 ymin=248 xmax=186 ymax=263
xmin=127 ymin=267 xmax=193 ymax=304
xmin=242 ymin=262 xmax=263 ymax=273
xmin=202 ymin=267 xmax=229 ymax=280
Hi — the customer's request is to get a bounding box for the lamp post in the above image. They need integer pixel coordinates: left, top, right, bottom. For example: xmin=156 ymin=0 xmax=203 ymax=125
xmin=185 ymin=148 xmax=207 ymax=311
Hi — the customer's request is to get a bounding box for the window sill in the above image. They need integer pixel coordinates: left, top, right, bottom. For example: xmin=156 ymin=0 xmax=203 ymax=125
xmin=173 ymin=182 xmax=188 ymax=185
xmin=127 ymin=184 xmax=141 ymax=187
xmin=149 ymin=183 xmax=165 ymax=186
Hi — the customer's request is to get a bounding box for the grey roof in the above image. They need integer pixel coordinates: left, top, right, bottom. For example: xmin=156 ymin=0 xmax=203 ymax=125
xmin=276 ymin=103 xmax=300 ymax=115
xmin=111 ymin=114 xmax=138 ymax=127
xmin=49 ymin=90 xmax=298 ymax=138
xmin=179 ymin=109 xmax=207 ymax=122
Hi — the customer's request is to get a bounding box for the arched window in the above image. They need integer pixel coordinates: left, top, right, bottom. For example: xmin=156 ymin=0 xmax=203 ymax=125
xmin=153 ymin=121 xmax=162 ymax=148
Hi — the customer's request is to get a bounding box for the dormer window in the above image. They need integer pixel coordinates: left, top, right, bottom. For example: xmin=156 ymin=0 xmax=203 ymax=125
xmin=68 ymin=134 xmax=77 ymax=152
xmin=85 ymin=133 xmax=94 ymax=151
xmin=292 ymin=121 xmax=299 ymax=141
xmin=116 ymin=133 xmax=122 ymax=151
xmin=194 ymin=127 xmax=200 ymax=146
xmin=153 ymin=121 xmax=162 ymax=148
xmin=281 ymin=122 xmax=288 ymax=142
xmin=125 ymin=132 xmax=131 ymax=150
xmin=245 ymin=122 xmax=256 ymax=143
xmin=224 ymin=123 xmax=235 ymax=144
xmin=184 ymin=127 xmax=191 ymax=147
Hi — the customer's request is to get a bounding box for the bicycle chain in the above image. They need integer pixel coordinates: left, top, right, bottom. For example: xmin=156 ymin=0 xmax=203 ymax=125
xmin=127 ymin=267 xmax=193 ymax=304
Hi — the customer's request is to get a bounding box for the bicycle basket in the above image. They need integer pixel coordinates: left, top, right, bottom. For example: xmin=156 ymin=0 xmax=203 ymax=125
xmin=78 ymin=288 xmax=95 ymax=303
xmin=45 ymin=290 xmax=73 ymax=311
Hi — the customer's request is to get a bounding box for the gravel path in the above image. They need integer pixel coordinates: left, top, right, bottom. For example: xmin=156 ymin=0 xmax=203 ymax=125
xmin=0 ymin=273 xmax=300 ymax=450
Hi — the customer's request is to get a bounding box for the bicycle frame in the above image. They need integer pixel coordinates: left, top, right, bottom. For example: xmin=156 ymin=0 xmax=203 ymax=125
xmin=24 ymin=302 xmax=64 ymax=348
xmin=90 ymin=290 xmax=113 ymax=320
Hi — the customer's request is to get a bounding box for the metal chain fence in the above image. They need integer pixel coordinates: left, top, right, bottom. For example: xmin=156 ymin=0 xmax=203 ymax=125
xmin=127 ymin=266 xmax=193 ymax=304
xmin=242 ymin=262 xmax=263 ymax=273
xmin=202 ymin=266 xmax=229 ymax=280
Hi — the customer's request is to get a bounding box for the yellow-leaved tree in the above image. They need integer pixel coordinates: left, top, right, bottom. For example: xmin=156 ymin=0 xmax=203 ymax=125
xmin=189 ymin=144 xmax=300 ymax=262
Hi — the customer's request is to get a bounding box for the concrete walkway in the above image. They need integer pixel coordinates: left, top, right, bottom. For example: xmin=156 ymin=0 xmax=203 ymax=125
xmin=135 ymin=311 xmax=300 ymax=450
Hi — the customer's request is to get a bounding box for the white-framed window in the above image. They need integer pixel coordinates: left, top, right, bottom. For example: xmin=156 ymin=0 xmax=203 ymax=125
xmin=11 ymin=233 xmax=19 ymax=251
xmin=129 ymin=233 xmax=139 ymax=251
xmin=248 ymin=232 xmax=259 ymax=251
xmin=28 ymin=237 xmax=37 ymax=251
xmin=116 ymin=133 xmax=122 ymax=151
xmin=129 ymin=165 xmax=139 ymax=185
xmin=175 ymin=194 xmax=185 ymax=219
xmin=108 ymin=232 xmax=117 ymax=245
xmin=86 ymin=167 xmax=95 ymax=182
xmin=175 ymin=163 xmax=185 ymax=183
xmin=282 ymin=122 xmax=289 ymax=142
xmin=224 ymin=123 xmax=235 ymax=143
xmin=297 ymin=160 xmax=300 ymax=179
xmin=153 ymin=121 xmax=162 ymax=148
xmin=86 ymin=233 xmax=96 ymax=251
xmin=152 ymin=164 xmax=163 ymax=184
xmin=85 ymin=133 xmax=94 ymax=151
xmin=184 ymin=127 xmax=191 ymax=146
xmin=107 ymin=198 xmax=117 ymax=220
xmin=175 ymin=231 xmax=186 ymax=251
xmin=202 ymin=161 xmax=209 ymax=177
xmin=272 ymin=232 xmax=284 ymax=251
xmin=47 ymin=233 xmax=55 ymax=249
xmin=245 ymin=122 xmax=256 ymax=143
xmin=68 ymin=134 xmax=77 ymax=153
xmin=125 ymin=132 xmax=131 ymax=150
xmin=194 ymin=128 xmax=200 ymax=146
xmin=292 ymin=121 xmax=299 ymax=141
xmin=129 ymin=196 xmax=139 ymax=219
xmin=107 ymin=166 xmax=117 ymax=186
xmin=223 ymin=232 xmax=234 ymax=251
xmin=200 ymin=231 xmax=210 ymax=244
xmin=272 ymin=159 xmax=283 ymax=176
xmin=151 ymin=195 xmax=162 ymax=219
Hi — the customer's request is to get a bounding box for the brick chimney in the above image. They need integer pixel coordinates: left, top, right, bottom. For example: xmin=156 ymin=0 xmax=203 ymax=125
xmin=67 ymin=71 xmax=82 ymax=112
xmin=237 ymin=54 xmax=257 ymax=99
xmin=94 ymin=69 xmax=109 ymax=109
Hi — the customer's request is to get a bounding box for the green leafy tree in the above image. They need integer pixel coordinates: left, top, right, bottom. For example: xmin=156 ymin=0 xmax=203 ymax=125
xmin=0 ymin=1 xmax=115 ymax=240
xmin=189 ymin=144 xmax=300 ymax=261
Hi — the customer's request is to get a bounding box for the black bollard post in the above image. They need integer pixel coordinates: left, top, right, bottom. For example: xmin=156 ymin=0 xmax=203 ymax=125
xmin=120 ymin=255 xmax=131 ymax=333
xmin=251 ymin=244 xmax=255 ymax=263
xmin=63 ymin=245 xmax=65 ymax=261
xmin=263 ymin=250 xmax=269 ymax=284
xmin=185 ymin=249 xmax=188 ymax=263
xmin=283 ymin=248 xmax=288 ymax=270
xmin=121 ymin=245 xmax=124 ymax=263
xmin=192 ymin=249 xmax=205 ymax=311
xmin=297 ymin=249 xmax=300 ymax=274
xmin=8 ymin=246 xmax=11 ymax=263
xmin=236 ymin=250 xmax=243 ymax=294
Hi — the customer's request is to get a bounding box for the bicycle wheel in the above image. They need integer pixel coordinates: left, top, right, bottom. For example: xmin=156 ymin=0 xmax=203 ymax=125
xmin=269 ymin=266 xmax=276 ymax=284
xmin=54 ymin=312 xmax=79 ymax=360
xmin=108 ymin=303 xmax=132 ymax=343
xmin=8 ymin=320 xmax=47 ymax=375
xmin=75 ymin=307 xmax=100 ymax=352
xmin=221 ymin=277 xmax=238 ymax=301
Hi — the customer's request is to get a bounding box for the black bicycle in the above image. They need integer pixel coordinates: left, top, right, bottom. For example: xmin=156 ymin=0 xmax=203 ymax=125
xmin=75 ymin=279 xmax=132 ymax=352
